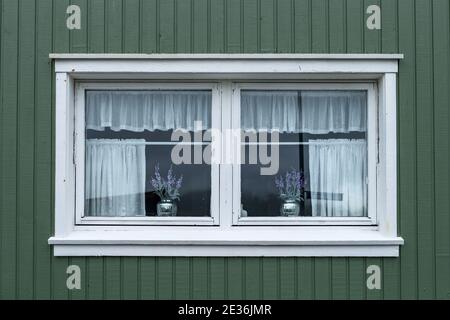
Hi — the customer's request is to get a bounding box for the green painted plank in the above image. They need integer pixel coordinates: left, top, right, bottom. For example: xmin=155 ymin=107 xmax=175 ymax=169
xmin=226 ymin=258 xmax=243 ymax=299
xmin=193 ymin=0 xmax=208 ymax=53
xmin=259 ymin=0 xmax=275 ymax=53
xmin=192 ymin=258 xmax=208 ymax=299
xmin=381 ymin=0 xmax=398 ymax=53
xmin=104 ymin=257 xmax=121 ymax=299
xmin=87 ymin=257 xmax=104 ymax=299
xmin=174 ymin=257 xmax=190 ymax=299
xmin=51 ymin=0 xmax=70 ymax=300
xmin=210 ymin=0 xmax=225 ymax=53
xmin=122 ymin=257 xmax=139 ymax=299
xmin=141 ymin=0 xmax=157 ymax=53
xmin=70 ymin=0 xmax=88 ymax=53
xmin=311 ymin=0 xmax=327 ymax=52
xmin=346 ymin=0 xmax=363 ymax=53
xmin=156 ymin=257 xmax=174 ymax=299
xmin=175 ymin=0 xmax=192 ymax=53
xmin=261 ymin=258 xmax=278 ymax=299
xmin=0 ymin=0 xmax=19 ymax=299
xmin=16 ymin=0 xmax=36 ymax=299
xmin=51 ymin=258 xmax=69 ymax=299
xmin=226 ymin=0 xmax=241 ymax=53
xmin=244 ymin=257 xmax=261 ymax=299
xmin=53 ymin=0 xmax=70 ymax=53
xmin=331 ymin=258 xmax=348 ymax=299
xmin=140 ymin=258 xmax=157 ymax=299
xmin=398 ymin=0 xmax=418 ymax=299
xmin=432 ymin=0 xmax=450 ymax=300
xmin=279 ymin=258 xmax=296 ymax=299
xmin=293 ymin=0 xmax=310 ymax=53
xmin=415 ymin=0 xmax=435 ymax=299
xmin=364 ymin=0 xmax=380 ymax=53
xmin=277 ymin=0 xmax=293 ymax=53
xmin=159 ymin=0 xmax=175 ymax=52
xmin=383 ymin=258 xmax=400 ymax=299
xmin=106 ymin=0 xmax=122 ymax=52
xmin=123 ymin=0 xmax=140 ymax=53
xmin=328 ymin=0 xmax=345 ymax=53
xmin=209 ymin=257 xmax=226 ymax=299
xmin=297 ymin=258 xmax=314 ymax=299
xmin=88 ymin=0 xmax=105 ymax=53
xmin=34 ymin=0 xmax=53 ymax=300
xmin=380 ymin=0 xmax=401 ymax=300
xmin=348 ymin=258 xmax=365 ymax=299
xmin=314 ymin=258 xmax=331 ymax=299
xmin=242 ymin=0 xmax=258 ymax=53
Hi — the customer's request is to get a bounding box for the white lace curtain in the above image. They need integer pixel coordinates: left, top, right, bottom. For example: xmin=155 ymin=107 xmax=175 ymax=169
xmin=86 ymin=90 xmax=211 ymax=132
xmin=241 ymin=90 xmax=367 ymax=133
xmin=85 ymin=139 xmax=146 ymax=217
xmin=308 ymin=139 xmax=367 ymax=217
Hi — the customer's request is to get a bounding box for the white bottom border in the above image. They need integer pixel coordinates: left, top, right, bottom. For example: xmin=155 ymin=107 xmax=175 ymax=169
xmin=53 ymin=244 xmax=400 ymax=257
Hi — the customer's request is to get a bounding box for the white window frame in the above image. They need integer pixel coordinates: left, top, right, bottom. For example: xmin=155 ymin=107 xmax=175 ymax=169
xmin=48 ymin=54 xmax=404 ymax=257
xmin=231 ymin=82 xmax=377 ymax=226
xmin=75 ymin=82 xmax=221 ymax=226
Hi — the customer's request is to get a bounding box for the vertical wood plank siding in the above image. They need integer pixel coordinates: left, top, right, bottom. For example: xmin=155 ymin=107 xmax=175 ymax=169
xmin=0 ymin=0 xmax=449 ymax=299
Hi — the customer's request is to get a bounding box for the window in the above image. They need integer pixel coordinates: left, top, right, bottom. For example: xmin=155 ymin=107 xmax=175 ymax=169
xmin=75 ymin=84 xmax=220 ymax=225
xmin=49 ymin=54 xmax=404 ymax=257
xmin=234 ymin=84 xmax=377 ymax=225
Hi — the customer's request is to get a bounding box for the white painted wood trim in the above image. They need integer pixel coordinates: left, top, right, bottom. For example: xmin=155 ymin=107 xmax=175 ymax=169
xmin=74 ymin=82 xmax=221 ymax=226
xmin=49 ymin=227 xmax=403 ymax=256
xmin=53 ymin=59 xmax=399 ymax=74
xmin=231 ymin=82 xmax=378 ymax=225
xmin=378 ymin=73 xmax=398 ymax=237
xmin=48 ymin=229 xmax=404 ymax=244
xmin=51 ymin=55 xmax=402 ymax=256
xmin=53 ymin=245 xmax=400 ymax=257
xmin=49 ymin=53 xmax=404 ymax=60
xmin=236 ymin=217 xmax=376 ymax=226
xmin=54 ymin=73 xmax=75 ymax=237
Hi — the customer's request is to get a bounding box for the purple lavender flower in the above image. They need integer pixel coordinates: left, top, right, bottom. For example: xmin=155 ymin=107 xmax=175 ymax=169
xmin=274 ymin=169 xmax=305 ymax=202
xmin=275 ymin=175 xmax=284 ymax=193
xmin=176 ymin=176 xmax=183 ymax=190
xmin=167 ymin=166 xmax=174 ymax=189
xmin=150 ymin=163 xmax=183 ymax=200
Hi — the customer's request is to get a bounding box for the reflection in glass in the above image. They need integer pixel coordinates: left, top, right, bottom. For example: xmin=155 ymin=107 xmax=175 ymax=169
xmin=84 ymin=90 xmax=212 ymax=217
xmin=240 ymin=90 xmax=368 ymax=218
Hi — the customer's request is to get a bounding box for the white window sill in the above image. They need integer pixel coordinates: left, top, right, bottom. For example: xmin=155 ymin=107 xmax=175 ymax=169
xmin=48 ymin=227 xmax=403 ymax=257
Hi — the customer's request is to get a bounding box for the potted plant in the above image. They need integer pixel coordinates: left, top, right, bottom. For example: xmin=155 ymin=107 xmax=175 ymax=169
xmin=150 ymin=164 xmax=183 ymax=216
xmin=275 ymin=169 xmax=305 ymax=216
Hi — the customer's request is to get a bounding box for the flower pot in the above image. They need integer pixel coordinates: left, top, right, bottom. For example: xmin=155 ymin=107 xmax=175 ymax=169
xmin=280 ymin=199 xmax=300 ymax=217
xmin=157 ymin=199 xmax=177 ymax=216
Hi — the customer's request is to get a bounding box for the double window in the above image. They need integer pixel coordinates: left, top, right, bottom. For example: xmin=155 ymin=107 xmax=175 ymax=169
xmin=50 ymin=55 xmax=403 ymax=256
xmin=77 ymin=83 xmax=375 ymax=226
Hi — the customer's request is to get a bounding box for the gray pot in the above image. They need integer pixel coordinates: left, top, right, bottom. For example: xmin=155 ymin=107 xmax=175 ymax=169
xmin=280 ymin=199 xmax=300 ymax=217
xmin=157 ymin=199 xmax=178 ymax=216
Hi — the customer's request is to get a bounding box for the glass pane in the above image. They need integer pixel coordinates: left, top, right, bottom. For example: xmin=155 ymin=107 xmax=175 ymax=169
xmin=240 ymin=90 xmax=368 ymax=218
xmin=84 ymin=90 xmax=212 ymax=217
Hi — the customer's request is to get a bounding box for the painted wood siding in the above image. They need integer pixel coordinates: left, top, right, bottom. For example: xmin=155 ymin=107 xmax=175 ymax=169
xmin=0 ymin=0 xmax=449 ymax=299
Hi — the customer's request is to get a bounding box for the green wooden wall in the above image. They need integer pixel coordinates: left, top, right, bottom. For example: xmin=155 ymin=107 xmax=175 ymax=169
xmin=0 ymin=0 xmax=449 ymax=299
